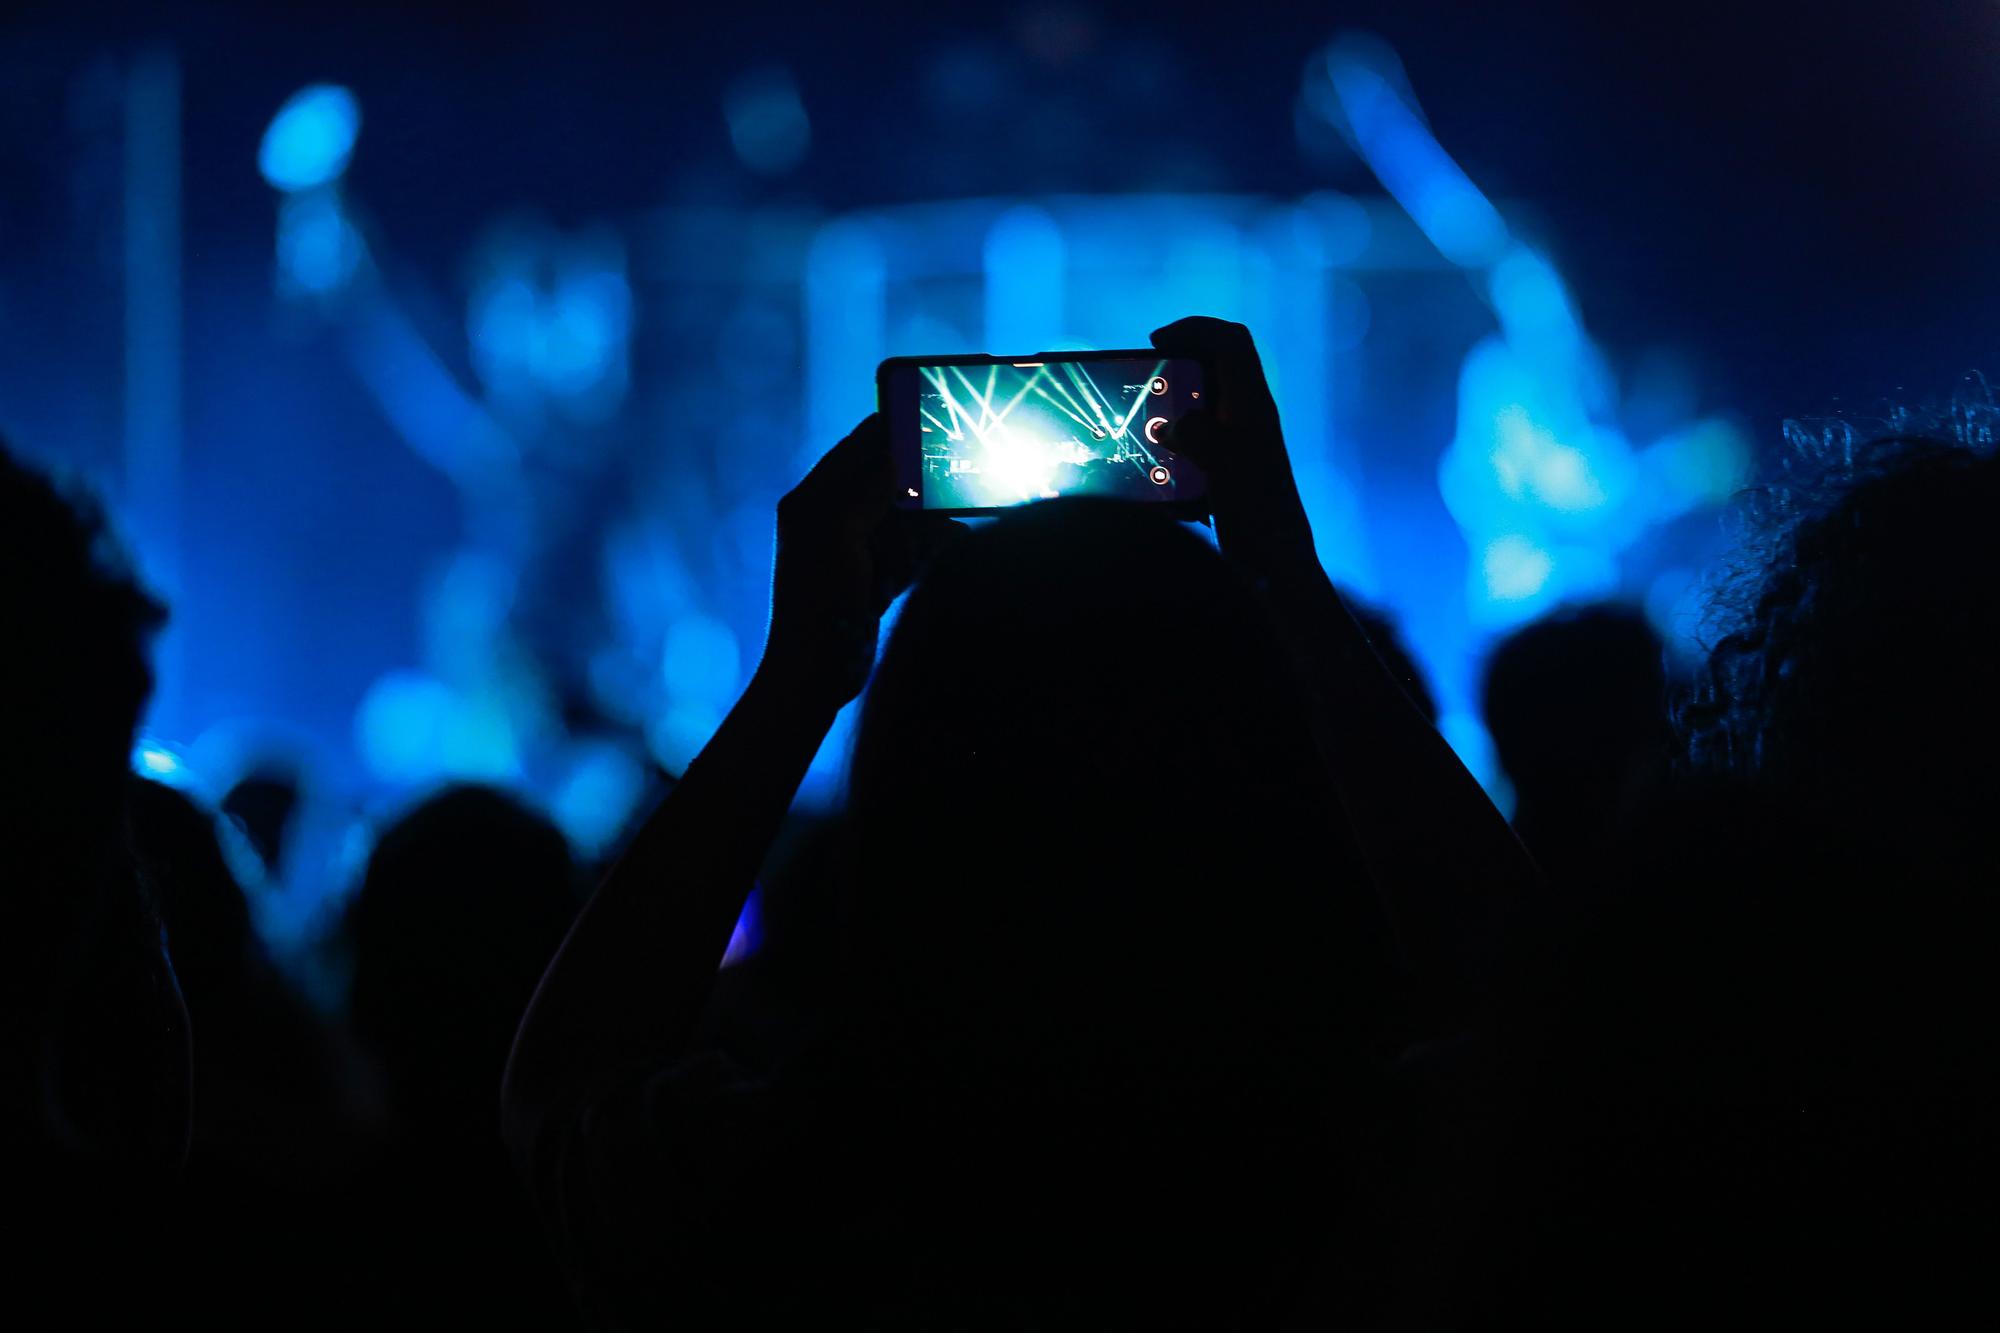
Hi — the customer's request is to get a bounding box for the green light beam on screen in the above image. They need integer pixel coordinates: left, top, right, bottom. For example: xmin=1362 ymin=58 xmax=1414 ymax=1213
xmin=1064 ymin=361 xmax=1112 ymax=426
xmin=925 ymin=367 xmax=985 ymax=439
xmin=988 ymin=364 xmax=1055 ymax=428
xmin=1062 ymin=362 xmax=1116 ymax=432
xmin=1027 ymin=381 xmax=1100 ymax=435
xmin=1042 ymin=371 xmax=1099 ymax=431
xmin=1058 ymin=362 xmax=1105 ymax=425
xmin=925 ymin=367 xmax=987 ymax=445
xmin=948 ymin=366 xmax=998 ymax=430
xmin=972 ymin=365 xmax=999 ymax=430
xmin=918 ymin=368 xmax=958 ymax=434
xmin=944 ymin=391 xmax=984 ymax=445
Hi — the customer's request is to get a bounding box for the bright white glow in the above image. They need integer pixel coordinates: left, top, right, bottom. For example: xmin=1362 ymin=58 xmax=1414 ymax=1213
xmin=134 ymin=744 xmax=181 ymax=777
xmin=1532 ymin=440 xmax=1603 ymax=512
xmin=982 ymin=425 xmax=1058 ymax=499
xmin=1484 ymin=534 xmax=1555 ymax=601
xmin=1490 ymin=406 xmax=1606 ymax=512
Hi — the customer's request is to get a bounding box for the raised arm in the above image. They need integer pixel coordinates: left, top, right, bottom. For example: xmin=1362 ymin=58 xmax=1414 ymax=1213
xmin=1152 ymin=317 xmax=1541 ymax=1029
xmin=501 ymin=416 xmax=940 ymax=1155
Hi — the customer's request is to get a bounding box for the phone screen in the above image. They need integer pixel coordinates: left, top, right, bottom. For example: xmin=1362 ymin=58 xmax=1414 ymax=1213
xmin=882 ymin=354 xmax=1208 ymax=513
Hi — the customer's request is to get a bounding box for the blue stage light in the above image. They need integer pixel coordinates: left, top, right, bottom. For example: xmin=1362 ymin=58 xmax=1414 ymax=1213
xmin=661 ymin=614 xmax=744 ymax=708
xmin=277 ymin=190 xmax=362 ymax=293
xmin=469 ymin=277 xmax=538 ymax=384
xmin=550 ymin=739 xmax=647 ymax=859
xmin=1292 ymin=192 xmax=1372 ymax=268
xmin=1648 ymin=419 xmax=1751 ymax=511
xmin=132 ymin=740 xmax=188 ymax=783
xmin=1437 ymin=710 xmax=1514 ymax=814
xmin=1483 ymin=534 xmax=1555 ymax=602
xmin=1489 ymin=248 xmax=1579 ymax=347
xmin=258 ymin=85 xmax=361 ymax=193
xmin=646 ymin=700 xmax=725 ymax=776
xmin=542 ymin=269 xmax=631 ymax=396
xmin=1490 ymin=406 xmax=1607 ymax=513
xmin=723 ymin=67 xmax=811 ymax=176
xmin=356 ymin=670 xmax=455 ymax=786
xmin=1317 ymin=47 xmax=1508 ymax=267
xmin=984 ymin=206 xmax=1065 ymax=351
xmin=804 ymin=219 xmax=888 ymax=456
xmin=466 ymin=237 xmax=632 ymax=420
xmin=422 ymin=550 xmax=518 ymax=676
xmin=1645 ymin=564 xmax=1706 ymax=655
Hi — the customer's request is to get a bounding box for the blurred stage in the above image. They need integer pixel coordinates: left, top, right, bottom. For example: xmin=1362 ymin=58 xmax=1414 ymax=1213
xmin=2 ymin=2 xmax=1991 ymax=936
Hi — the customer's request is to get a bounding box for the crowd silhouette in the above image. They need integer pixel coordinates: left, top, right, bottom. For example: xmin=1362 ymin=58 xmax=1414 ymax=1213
xmin=3 ymin=318 xmax=1991 ymax=1326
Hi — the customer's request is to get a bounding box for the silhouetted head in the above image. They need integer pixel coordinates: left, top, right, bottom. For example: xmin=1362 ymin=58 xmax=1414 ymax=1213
xmin=1480 ymin=603 xmax=1667 ymax=888
xmin=1483 ymin=604 xmax=1667 ymax=809
xmin=347 ymin=785 xmax=579 ymax=1134
xmin=1488 ymin=424 xmax=2000 ymax=1324
xmin=840 ymin=500 xmax=1388 ymax=1091
xmin=0 ymin=445 xmax=165 ymax=826
xmin=1684 ymin=425 xmax=2000 ymax=872
xmin=1 ymin=442 xmax=185 ymax=1172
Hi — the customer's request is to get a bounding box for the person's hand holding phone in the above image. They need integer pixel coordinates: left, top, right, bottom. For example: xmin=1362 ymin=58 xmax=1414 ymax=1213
xmin=1150 ymin=316 xmax=1316 ymax=572
xmin=762 ymin=414 xmax=958 ymax=709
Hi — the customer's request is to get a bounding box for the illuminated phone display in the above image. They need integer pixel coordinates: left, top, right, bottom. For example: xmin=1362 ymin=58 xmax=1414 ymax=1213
xmin=880 ymin=352 xmax=1209 ymax=515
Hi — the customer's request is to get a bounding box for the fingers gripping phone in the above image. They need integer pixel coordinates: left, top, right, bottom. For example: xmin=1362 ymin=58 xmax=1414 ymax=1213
xmin=878 ymin=351 xmax=1210 ymax=516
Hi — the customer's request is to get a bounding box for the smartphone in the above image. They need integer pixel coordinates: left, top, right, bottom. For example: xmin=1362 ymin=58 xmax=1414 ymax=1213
xmin=878 ymin=350 xmax=1210 ymax=516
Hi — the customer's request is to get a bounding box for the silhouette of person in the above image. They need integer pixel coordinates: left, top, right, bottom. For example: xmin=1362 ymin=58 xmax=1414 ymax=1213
xmin=503 ymin=319 xmax=1536 ymax=1326
xmin=126 ymin=775 xmax=382 ymax=1321
xmin=127 ymin=776 xmax=357 ymax=1161
xmin=1 ymin=441 xmax=189 ymax=1308
xmin=1468 ymin=426 xmax=2000 ymax=1328
xmin=1480 ymin=603 xmax=1668 ymax=890
xmin=345 ymin=784 xmax=584 ymax=1326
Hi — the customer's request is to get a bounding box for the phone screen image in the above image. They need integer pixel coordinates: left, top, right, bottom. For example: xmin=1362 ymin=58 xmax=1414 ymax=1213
xmin=882 ymin=354 xmax=1208 ymax=514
